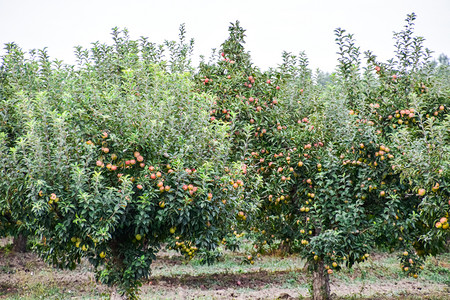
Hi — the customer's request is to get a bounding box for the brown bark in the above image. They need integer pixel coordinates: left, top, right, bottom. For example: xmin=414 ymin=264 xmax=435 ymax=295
xmin=12 ymin=234 xmax=27 ymax=253
xmin=312 ymin=260 xmax=331 ymax=300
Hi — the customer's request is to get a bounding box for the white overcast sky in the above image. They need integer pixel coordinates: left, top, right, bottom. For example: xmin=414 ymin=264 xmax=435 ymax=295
xmin=1 ymin=0 xmax=449 ymax=72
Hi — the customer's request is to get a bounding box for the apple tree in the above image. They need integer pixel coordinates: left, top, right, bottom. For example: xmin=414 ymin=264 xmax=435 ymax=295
xmin=0 ymin=28 xmax=252 ymax=298
xmin=291 ymin=13 xmax=450 ymax=299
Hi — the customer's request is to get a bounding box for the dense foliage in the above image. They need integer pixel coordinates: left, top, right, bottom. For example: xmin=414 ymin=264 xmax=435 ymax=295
xmin=1 ymin=13 xmax=449 ymax=299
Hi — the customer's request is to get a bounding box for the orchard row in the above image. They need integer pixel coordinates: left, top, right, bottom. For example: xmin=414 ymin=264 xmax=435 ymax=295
xmin=1 ymin=15 xmax=449 ymax=299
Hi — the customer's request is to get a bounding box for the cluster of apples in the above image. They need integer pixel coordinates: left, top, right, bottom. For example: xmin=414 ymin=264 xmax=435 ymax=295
xmin=435 ymin=217 xmax=449 ymax=230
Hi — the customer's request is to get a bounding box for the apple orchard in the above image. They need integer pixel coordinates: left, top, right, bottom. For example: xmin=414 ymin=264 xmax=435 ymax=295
xmin=0 ymin=13 xmax=449 ymax=300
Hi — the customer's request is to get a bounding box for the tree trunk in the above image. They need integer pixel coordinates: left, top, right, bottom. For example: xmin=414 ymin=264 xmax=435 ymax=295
xmin=13 ymin=234 xmax=27 ymax=253
xmin=312 ymin=260 xmax=331 ymax=300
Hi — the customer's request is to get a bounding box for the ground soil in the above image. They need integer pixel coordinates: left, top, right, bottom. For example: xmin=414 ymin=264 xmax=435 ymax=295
xmin=0 ymin=242 xmax=449 ymax=299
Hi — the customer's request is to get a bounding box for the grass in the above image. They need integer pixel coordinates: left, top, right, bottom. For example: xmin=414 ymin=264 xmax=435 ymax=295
xmin=0 ymin=240 xmax=449 ymax=299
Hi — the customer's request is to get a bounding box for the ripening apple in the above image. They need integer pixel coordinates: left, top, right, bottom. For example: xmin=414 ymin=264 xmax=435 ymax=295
xmin=418 ymin=189 xmax=426 ymax=196
xmin=432 ymin=184 xmax=439 ymax=192
xmin=137 ymin=184 xmax=143 ymax=190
